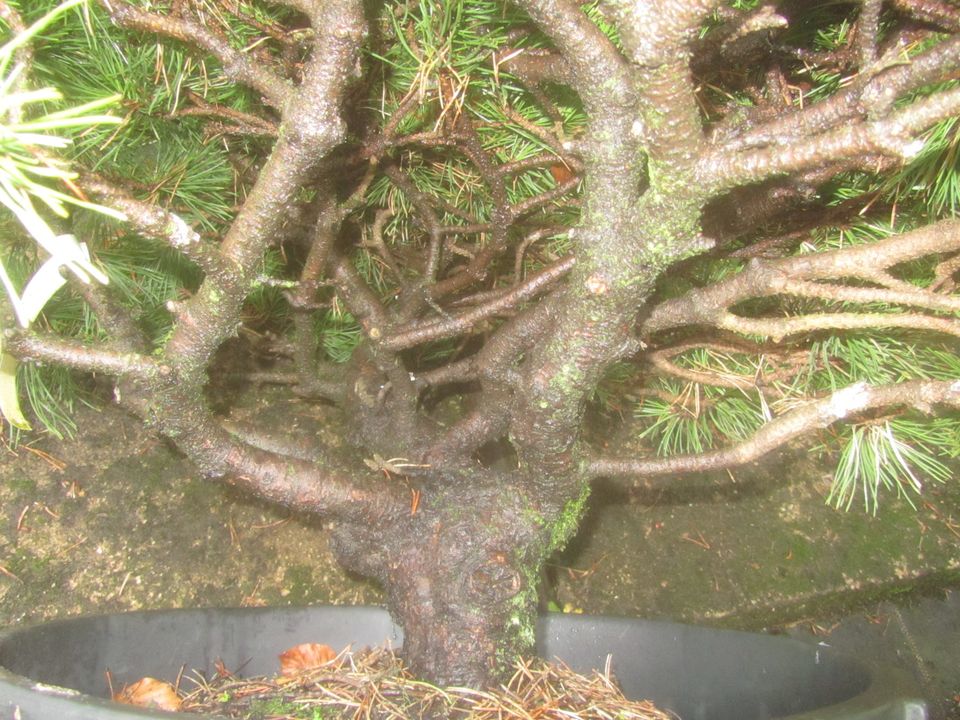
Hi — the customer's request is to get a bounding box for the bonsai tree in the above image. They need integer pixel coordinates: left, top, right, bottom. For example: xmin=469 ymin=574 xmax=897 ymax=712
xmin=3 ymin=0 xmax=960 ymax=688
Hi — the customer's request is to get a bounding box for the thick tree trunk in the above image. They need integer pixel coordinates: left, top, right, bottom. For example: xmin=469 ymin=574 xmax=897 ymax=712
xmin=328 ymin=476 xmax=584 ymax=687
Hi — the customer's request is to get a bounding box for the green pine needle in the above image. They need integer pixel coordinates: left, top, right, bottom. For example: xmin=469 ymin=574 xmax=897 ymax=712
xmin=827 ymin=420 xmax=952 ymax=514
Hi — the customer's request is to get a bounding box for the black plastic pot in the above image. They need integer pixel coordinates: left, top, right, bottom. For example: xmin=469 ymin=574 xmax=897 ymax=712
xmin=0 ymin=606 xmax=926 ymax=720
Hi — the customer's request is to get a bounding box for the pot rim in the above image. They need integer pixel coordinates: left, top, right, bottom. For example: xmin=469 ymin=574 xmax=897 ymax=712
xmin=0 ymin=605 xmax=928 ymax=720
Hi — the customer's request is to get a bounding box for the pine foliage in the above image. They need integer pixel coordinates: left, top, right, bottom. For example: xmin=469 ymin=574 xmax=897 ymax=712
xmin=2 ymin=0 xmax=958 ymax=511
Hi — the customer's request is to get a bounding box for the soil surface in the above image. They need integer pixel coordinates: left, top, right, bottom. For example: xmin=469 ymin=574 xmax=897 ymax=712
xmin=553 ymin=443 xmax=960 ymax=628
xmin=0 ymin=388 xmax=382 ymax=626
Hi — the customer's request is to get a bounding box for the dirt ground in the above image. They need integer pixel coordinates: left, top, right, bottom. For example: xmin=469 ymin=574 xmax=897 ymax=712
xmin=0 ymin=388 xmax=382 ymax=626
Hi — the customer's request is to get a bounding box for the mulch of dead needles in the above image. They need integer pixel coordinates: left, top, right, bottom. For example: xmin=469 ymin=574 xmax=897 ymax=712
xmin=173 ymin=647 xmax=675 ymax=720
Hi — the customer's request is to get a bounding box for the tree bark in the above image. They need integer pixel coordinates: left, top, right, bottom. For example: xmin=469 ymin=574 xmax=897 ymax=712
xmin=325 ymin=472 xmax=582 ymax=686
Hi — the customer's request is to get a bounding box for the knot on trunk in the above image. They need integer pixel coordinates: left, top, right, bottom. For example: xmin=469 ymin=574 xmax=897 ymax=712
xmin=465 ymin=552 xmax=523 ymax=602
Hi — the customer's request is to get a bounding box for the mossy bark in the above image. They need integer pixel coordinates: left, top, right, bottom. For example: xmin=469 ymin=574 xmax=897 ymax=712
xmin=324 ymin=474 xmax=587 ymax=686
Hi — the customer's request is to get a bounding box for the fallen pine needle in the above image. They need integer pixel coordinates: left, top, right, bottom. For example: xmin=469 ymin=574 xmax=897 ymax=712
xmin=173 ymin=647 xmax=674 ymax=720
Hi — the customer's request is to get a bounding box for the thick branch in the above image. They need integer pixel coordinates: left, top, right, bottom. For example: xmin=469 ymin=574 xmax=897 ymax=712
xmin=516 ymin=0 xmax=630 ymax=113
xmin=609 ymin=0 xmax=720 ymax=169
xmin=3 ymin=332 xmax=402 ymax=520
xmin=891 ymin=0 xmax=960 ymax=31
xmin=644 ymin=219 xmax=960 ymax=337
xmin=100 ymin=0 xmax=290 ymax=109
xmin=701 ymin=31 xmax=960 ymax=193
xmin=715 ymin=35 xmax=960 ymax=153
xmin=330 ymin=255 xmax=391 ymax=337
xmin=589 ymin=379 xmax=960 ymax=479
xmin=720 ymin=311 xmax=960 ymax=342
xmin=286 ymin=182 xmax=349 ymax=400
xmin=163 ymin=0 xmax=364 ymax=383
xmin=204 ymin=417 xmax=409 ymax=523
xmin=700 ymin=85 xmax=960 ymax=191
xmin=424 ymin=391 xmax=512 ymax=468
xmin=506 ymin=0 xmax=652 ymax=488
xmin=416 ymin=300 xmax=556 ymax=393
xmin=774 ymin=278 xmax=960 ymax=314
xmin=646 ymin=342 xmax=808 ymax=391
xmin=173 ymin=91 xmax=279 ymax=136
xmin=329 ymin=257 xmax=420 ymax=410
xmin=5 ymin=332 xmax=167 ymax=379
xmin=71 ymin=281 xmax=148 ymax=352
xmin=857 ymin=0 xmax=884 ymax=68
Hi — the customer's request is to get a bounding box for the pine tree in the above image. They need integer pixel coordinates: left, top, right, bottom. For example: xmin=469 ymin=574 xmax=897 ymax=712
xmin=2 ymin=0 xmax=960 ymax=686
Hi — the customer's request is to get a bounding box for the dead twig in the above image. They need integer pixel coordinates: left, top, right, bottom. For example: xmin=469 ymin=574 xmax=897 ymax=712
xmin=20 ymin=444 xmax=67 ymax=471
xmin=680 ymin=530 xmax=712 ymax=550
xmin=0 ymin=565 xmax=21 ymax=581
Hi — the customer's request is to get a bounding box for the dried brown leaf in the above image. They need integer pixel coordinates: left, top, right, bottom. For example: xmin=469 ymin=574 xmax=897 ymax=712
xmin=549 ymin=163 xmax=575 ymax=184
xmin=113 ymin=677 xmax=182 ymax=710
xmin=279 ymin=642 xmax=339 ymax=675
